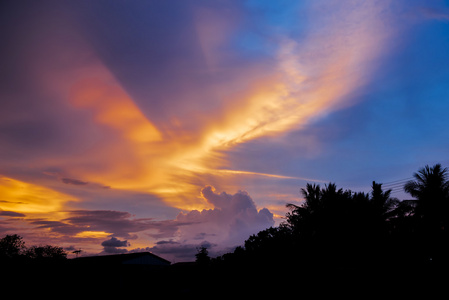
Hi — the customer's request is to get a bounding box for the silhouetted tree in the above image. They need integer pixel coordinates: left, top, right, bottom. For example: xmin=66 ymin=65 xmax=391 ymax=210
xmin=208 ymin=165 xmax=449 ymax=289
xmin=0 ymin=234 xmax=67 ymax=264
xmin=282 ymin=182 xmax=405 ymax=268
xmin=0 ymin=234 xmax=25 ymax=260
xmin=195 ymin=246 xmax=210 ymax=266
xmin=25 ymin=245 xmax=67 ymax=260
xmin=370 ymin=181 xmax=399 ymax=220
xmin=404 ymin=164 xmax=449 ymax=263
xmin=404 ymin=164 xmax=449 ymax=227
xmin=241 ymin=226 xmax=292 ymax=268
xmin=286 ymin=183 xmax=366 ymax=238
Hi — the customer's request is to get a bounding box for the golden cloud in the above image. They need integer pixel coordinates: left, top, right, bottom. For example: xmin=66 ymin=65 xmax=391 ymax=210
xmin=0 ymin=176 xmax=77 ymax=215
xmin=9 ymin=1 xmax=394 ymax=214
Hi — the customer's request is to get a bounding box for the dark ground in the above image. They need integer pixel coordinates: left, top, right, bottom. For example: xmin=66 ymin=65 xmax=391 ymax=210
xmin=2 ymin=259 xmax=447 ymax=298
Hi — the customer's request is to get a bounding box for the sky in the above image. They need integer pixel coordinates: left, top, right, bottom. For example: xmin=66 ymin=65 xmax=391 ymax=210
xmin=1 ymin=0 xmax=449 ymax=262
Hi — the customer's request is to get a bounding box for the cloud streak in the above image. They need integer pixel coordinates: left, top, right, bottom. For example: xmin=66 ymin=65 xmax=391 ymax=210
xmin=217 ymin=169 xmax=326 ymax=182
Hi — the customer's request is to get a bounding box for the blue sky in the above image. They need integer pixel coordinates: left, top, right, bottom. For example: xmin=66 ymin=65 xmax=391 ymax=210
xmin=1 ymin=0 xmax=449 ymax=261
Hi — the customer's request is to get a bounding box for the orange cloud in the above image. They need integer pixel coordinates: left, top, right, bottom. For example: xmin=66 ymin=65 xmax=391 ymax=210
xmin=70 ymin=77 xmax=161 ymax=144
xmin=0 ymin=176 xmax=77 ymax=215
xmin=199 ymin=2 xmax=391 ymax=150
xmin=60 ymin=62 xmax=209 ymax=210
xmin=14 ymin=1 xmax=394 ymax=215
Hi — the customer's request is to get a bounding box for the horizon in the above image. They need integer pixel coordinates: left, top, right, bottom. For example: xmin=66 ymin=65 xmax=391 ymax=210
xmin=2 ymin=0 xmax=449 ymax=262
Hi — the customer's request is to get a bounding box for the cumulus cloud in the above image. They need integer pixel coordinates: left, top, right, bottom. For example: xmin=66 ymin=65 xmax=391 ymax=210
xmin=101 ymin=237 xmax=129 ymax=247
xmin=174 ymin=186 xmax=274 ymax=247
xmin=101 ymin=237 xmax=129 ymax=254
xmin=29 ymin=210 xmax=156 ymax=239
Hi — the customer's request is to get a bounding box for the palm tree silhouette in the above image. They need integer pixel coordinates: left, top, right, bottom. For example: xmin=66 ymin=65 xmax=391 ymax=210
xmin=404 ymin=164 xmax=449 ymax=227
xmin=370 ymin=181 xmax=399 ymax=221
xmin=404 ymin=164 xmax=449 ymax=263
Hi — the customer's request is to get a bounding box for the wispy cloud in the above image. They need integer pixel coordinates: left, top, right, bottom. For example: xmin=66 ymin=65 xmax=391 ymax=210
xmin=420 ymin=7 xmax=449 ymax=22
xmin=217 ymin=169 xmax=326 ymax=182
xmin=61 ymin=178 xmax=88 ymax=186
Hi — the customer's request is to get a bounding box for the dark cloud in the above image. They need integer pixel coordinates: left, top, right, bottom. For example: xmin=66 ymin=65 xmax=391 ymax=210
xmin=27 ymin=210 xmax=156 ymax=239
xmin=0 ymin=200 xmax=25 ymax=205
xmin=25 ymin=209 xmax=190 ymax=247
xmin=30 ymin=219 xmax=84 ymax=236
xmin=145 ymin=219 xmax=199 ymax=239
xmin=101 ymin=237 xmax=129 ymax=247
xmin=0 ymin=211 xmax=25 ymax=217
xmin=101 ymin=237 xmax=129 ymax=254
xmin=61 ymin=178 xmax=88 ymax=185
xmin=64 ymin=210 xmax=155 ymax=238
xmin=193 ymin=232 xmax=216 ymax=240
xmin=102 ymin=246 xmax=128 ymax=254
xmin=64 ymin=245 xmax=77 ymax=251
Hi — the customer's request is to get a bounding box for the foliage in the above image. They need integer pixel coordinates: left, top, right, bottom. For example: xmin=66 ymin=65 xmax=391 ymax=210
xmin=212 ymin=164 xmax=449 ymax=272
xmin=404 ymin=164 xmax=449 ymax=226
xmin=25 ymin=245 xmax=67 ymax=260
xmin=0 ymin=234 xmax=67 ymax=262
xmin=0 ymin=234 xmax=26 ymax=259
xmin=195 ymin=246 xmax=211 ymax=266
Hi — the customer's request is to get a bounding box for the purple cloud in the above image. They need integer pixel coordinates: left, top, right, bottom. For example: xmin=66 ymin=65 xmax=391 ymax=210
xmin=63 ymin=210 xmax=155 ymax=238
xmin=0 ymin=211 xmax=25 ymax=217
xmin=174 ymin=186 xmax=274 ymax=247
xmin=61 ymin=178 xmax=89 ymax=186
xmin=101 ymin=237 xmax=129 ymax=254
xmin=27 ymin=210 xmax=156 ymax=240
xmin=101 ymin=237 xmax=129 ymax=248
xmin=24 ymin=186 xmax=273 ymax=261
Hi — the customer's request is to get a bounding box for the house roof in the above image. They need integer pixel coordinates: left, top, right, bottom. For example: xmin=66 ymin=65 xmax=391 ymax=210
xmin=74 ymin=252 xmax=171 ymax=266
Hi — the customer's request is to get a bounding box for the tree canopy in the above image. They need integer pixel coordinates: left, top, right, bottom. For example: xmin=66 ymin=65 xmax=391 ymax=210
xmin=212 ymin=164 xmax=449 ymax=273
xmin=0 ymin=234 xmax=67 ymax=262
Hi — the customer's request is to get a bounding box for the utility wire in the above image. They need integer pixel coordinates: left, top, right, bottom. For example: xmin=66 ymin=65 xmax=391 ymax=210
xmin=372 ymin=177 xmax=415 ymax=196
xmin=381 ymin=177 xmax=414 ymax=185
xmin=383 ymin=183 xmax=408 ymax=189
xmin=382 ymin=179 xmax=414 ymax=188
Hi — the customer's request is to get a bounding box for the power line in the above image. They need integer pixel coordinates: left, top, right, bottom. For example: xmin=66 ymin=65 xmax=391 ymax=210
xmin=390 ymin=190 xmax=405 ymax=195
xmin=382 ymin=182 xmax=408 ymax=188
xmin=381 ymin=177 xmax=414 ymax=185
xmin=381 ymin=179 xmax=414 ymax=188
xmin=370 ymin=177 xmax=415 ymax=197
xmin=383 ymin=179 xmax=411 ymax=185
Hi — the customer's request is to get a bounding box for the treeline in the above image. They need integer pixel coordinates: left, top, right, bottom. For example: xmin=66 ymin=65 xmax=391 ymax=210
xmin=0 ymin=234 xmax=67 ymax=263
xmin=204 ymin=164 xmax=449 ymax=276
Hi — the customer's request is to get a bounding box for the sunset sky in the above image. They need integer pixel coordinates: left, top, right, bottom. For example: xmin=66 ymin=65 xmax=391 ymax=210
xmin=2 ymin=0 xmax=449 ymax=261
